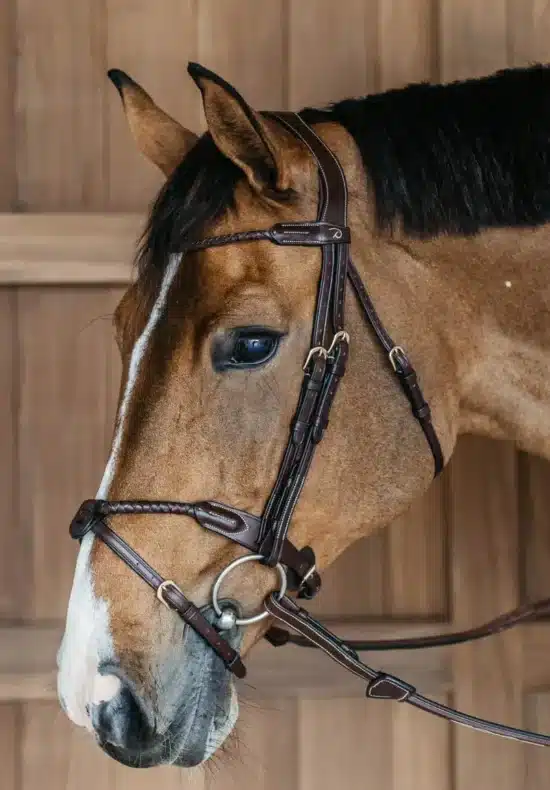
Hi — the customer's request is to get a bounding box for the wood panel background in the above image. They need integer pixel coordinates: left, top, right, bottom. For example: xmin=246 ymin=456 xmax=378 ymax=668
xmin=1 ymin=1 xmax=550 ymax=788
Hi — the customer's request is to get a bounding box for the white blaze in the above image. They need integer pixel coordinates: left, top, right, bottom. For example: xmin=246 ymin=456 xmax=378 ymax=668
xmin=57 ymin=255 xmax=183 ymax=726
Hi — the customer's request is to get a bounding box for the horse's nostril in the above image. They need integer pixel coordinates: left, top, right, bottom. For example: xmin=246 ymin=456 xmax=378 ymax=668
xmin=90 ymin=682 xmax=153 ymax=749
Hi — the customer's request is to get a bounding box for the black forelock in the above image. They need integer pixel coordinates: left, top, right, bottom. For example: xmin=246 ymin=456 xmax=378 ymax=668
xmin=135 ymin=132 xmax=244 ymax=280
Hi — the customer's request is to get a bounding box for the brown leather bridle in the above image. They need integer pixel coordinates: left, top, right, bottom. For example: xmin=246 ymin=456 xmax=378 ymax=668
xmin=70 ymin=113 xmax=550 ymax=747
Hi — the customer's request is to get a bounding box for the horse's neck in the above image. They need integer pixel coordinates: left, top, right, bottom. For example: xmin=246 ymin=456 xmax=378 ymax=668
xmin=319 ymin=121 xmax=550 ymax=464
xmin=369 ymin=223 xmax=550 ymax=461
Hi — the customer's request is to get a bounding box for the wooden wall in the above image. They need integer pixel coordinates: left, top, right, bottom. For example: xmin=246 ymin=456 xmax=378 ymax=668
xmin=2 ymin=1 xmax=550 ymax=788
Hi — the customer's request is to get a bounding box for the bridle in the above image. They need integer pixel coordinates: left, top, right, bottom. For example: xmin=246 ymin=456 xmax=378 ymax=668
xmin=70 ymin=112 xmax=550 ymax=748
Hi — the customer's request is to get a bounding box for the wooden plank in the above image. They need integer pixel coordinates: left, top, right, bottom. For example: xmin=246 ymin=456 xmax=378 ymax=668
xmin=508 ymin=0 xmax=550 ymax=67
xmin=19 ymin=699 xmax=296 ymax=790
xmin=325 ymin=0 xmax=444 ymax=625
xmin=16 ymin=0 xmax=106 ymax=210
xmin=0 ymin=620 xmax=451 ymax=701
xmin=439 ymin=0 xmax=508 ymax=82
xmin=207 ymin=700 xmax=297 ymax=790
xmin=105 ymin=286 xmax=123 ymax=445
xmin=298 ymin=698 xmax=392 ymax=790
xmin=246 ymin=628 xmax=449 ymax=699
xmin=518 ymin=452 xmax=550 ymax=601
xmin=521 ymin=624 xmax=550 ymax=689
xmin=448 ymin=437 xmax=524 ymax=790
xmin=387 ymin=476 xmax=447 ymax=618
xmin=310 ymin=460 xmax=446 ymax=621
xmin=524 ymin=692 xmax=550 ymax=789
xmin=114 ymin=767 xmax=204 ymax=790
xmin=111 ymin=752 xmax=203 ymax=790
xmin=0 ymin=704 xmax=18 ymax=790
xmin=298 ymin=695 xmax=449 ymax=790
xmin=0 ymin=0 xmax=15 ymax=209
xmin=288 ymin=0 xmax=378 ymax=110
xmin=198 ymin=1 xmax=285 ymax=110
xmin=0 ymin=290 xmax=21 ymax=618
xmin=17 ymin=287 xmax=123 ymax=619
xmin=106 ymin=0 xmax=199 ymax=211
xmin=308 ymin=530 xmax=391 ymax=618
xmin=20 ymin=701 xmax=197 ymax=790
xmin=0 ymin=213 xmax=140 ymax=285
xmin=392 ymin=696 xmax=452 ymax=790
xmin=0 ymin=624 xmax=65 ymax=701
xmin=379 ymin=0 xmax=436 ymax=89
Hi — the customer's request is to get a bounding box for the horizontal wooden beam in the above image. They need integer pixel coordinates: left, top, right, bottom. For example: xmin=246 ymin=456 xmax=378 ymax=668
xmin=520 ymin=623 xmax=550 ymax=690
xmin=10 ymin=619 xmax=549 ymax=702
xmin=0 ymin=620 xmax=453 ymax=702
xmin=0 ymin=623 xmax=61 ymax=701
xmin=0 ymin=213 xmax=142 ymax=285
xmin=245 ymin=620 xmax=452 ymax=699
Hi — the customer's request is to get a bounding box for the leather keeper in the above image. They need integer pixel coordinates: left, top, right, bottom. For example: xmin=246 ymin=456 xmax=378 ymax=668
xmin=366 ymin=673 xmax=416 ymax=702
xmin=268 ymin=222 xmax=351 ymax=246
xmin=70 ymin=499 xmax=105 ymax=540
xmin=398 ymin=369 xmax=431 ymax=420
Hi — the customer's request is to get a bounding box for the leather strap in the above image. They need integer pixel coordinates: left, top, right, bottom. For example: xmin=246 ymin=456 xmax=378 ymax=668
xmin=70 ymin=497 xmax=320 ymax=676
xmin=92 ymin=517 xmax=246 ymax=678
xmin=188 ymin=222 xmax=350 ymax=251
xmin=266 ymin=597 xmax=550 ymax=651
xmin=258 ymin=112 xmax=351 ymax=567
xmin=264 ymin=594 xmax=550 ymax=746
xmin=71 ymin=499 xmax=321 ymax=599
xmin=347 ymin=261 xmax=444 ymax=475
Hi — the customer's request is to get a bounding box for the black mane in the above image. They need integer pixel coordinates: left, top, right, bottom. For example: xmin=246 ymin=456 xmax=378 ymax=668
xmin=302 ymin=64 xmax=550 ymax=236
xmin=138 ymin=64 xmax=550 ymax=277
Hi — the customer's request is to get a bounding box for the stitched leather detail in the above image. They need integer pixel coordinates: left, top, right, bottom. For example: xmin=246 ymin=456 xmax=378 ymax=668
xmin=91 ymin=518 xmax=247 ymax=679
xmin=264 ymin=593 xmax=550 ymax=746
xmin=70 ymin=499 xmax=103 ymax=540
xmin=269 ymin=222 xmax=350 ymax=246
xmin=367 ymin=674 xmax=416 ymax=702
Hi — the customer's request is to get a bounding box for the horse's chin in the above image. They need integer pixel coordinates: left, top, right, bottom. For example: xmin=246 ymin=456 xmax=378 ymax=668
xmin=91 ymin=606 xmax=242 ymax=769
xmin=98 ymin=681 xmax=239 ymax=768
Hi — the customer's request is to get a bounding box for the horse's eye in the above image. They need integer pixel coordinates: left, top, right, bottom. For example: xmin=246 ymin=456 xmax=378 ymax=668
xmin=213 ymin=328 xmax=282 ymax=371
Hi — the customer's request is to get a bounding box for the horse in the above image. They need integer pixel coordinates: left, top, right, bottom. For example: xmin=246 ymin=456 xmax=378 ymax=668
xmin=57 ymin=60 xmax=550 ymax=768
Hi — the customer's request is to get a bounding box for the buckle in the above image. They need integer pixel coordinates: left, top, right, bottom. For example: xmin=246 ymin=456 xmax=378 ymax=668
xmin=303 ymin=331 xmax=350 ymax=373
xmin=389 ymin=346 xmax=407 ymax=373
xmin=303 ymin=346 xmax=327 ymax=371
xmin=327 ymin=331 xmax=350 ymax=357
xmin=156 ymin=579 xmax=182 ymax=610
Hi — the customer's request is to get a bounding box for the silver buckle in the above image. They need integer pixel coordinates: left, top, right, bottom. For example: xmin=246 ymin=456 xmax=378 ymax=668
xmin=327 ymin=330 xmax=350 ymax=357
xmin=156 ymin=579 xmax=182 ymax=610
xmin=303 ymin=346 xmax=328 ymax=371
xmin=389 ymin=345 xmax=405 ymax=372
xmin=303 ymin=331 xmax=350 ymax=371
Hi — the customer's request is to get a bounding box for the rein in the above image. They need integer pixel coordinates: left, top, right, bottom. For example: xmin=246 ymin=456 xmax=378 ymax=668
xmin=70 ymin=112 xmax=550 ymax=748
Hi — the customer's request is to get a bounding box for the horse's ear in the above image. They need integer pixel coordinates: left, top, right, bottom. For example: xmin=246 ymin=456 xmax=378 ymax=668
xmin=107 ymin=69 xmax=198 ymax=177
xmin=188 ymin=62 xmax=296 ymax=194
